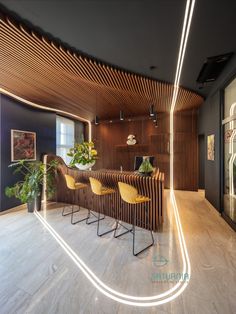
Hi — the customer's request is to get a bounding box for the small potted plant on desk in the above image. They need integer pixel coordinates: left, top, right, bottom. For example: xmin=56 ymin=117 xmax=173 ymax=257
xmin=5 ymin=159 xmax=58 ymax=212
xmin=67 ymin=141 xmax=98 ymax=170
xmin=138 ymin=158 xmax=154 ymax=176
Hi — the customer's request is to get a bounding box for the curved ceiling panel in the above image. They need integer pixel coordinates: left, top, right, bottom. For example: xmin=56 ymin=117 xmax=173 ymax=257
xmin=0 ymin=13 xmax=203 ymax=120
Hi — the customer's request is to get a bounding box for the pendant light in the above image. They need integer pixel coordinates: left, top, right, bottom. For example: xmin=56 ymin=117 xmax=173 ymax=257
xmin=120 ymin=110 xmax=124 ymax=121
xmin=153 ymin=112 xmax=157 ymax=122
xmin=95 ymin=115 xmax=99 ymax=125
xmin=149 ymin=104 xmax=154 ymax=117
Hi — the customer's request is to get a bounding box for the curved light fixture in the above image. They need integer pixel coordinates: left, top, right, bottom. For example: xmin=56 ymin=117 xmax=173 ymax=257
xmin=36 ymin=0 xmax=195 ymax=307
xmin=0 ymin=88 xmax=92 ymax=141
xmin=3 ymin=0 xmax=196 ymax=307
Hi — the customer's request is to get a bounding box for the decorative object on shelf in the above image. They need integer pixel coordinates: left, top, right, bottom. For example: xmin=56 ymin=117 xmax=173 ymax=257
xmin=138 ymin=157 xmax=154 ymax=176
xmin=67 ymin=141 xmax=98 ymax=170
xmin=11 ymin=129 xmax=36 ymax=161
xmin=207 ymin=134 xmax=215 ymax=161
xmin=5 ymin=159 xmax=58 ymax=212
xmin=126 ymin=134 xmax=137 ymax=145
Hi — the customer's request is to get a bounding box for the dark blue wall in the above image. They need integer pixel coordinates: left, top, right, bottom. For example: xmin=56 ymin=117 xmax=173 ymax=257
xmin=198 ymin=91 xmax=221 ymax=210
xmin=0 ymin=94 xmax=56 ymax=211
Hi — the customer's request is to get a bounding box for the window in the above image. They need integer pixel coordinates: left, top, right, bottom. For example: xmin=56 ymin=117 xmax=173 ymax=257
xmin=56 ymin=116 xmax=75 ymax=165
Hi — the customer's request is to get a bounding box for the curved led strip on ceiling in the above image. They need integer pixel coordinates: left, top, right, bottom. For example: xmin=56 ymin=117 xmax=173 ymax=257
xmin=0 ymin=8 xmax=203 ymax=120
xmin=1 ymin=0 xmax=195 ymax=307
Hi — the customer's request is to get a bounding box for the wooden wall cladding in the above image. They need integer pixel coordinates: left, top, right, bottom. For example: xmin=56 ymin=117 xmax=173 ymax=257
xmin=47 ymin=155 xmax=164 ymax=232
xmin=93 ymin=109 xmax=198 ymax=191
xmin=0 ymin=12 xmax=204 ymax=121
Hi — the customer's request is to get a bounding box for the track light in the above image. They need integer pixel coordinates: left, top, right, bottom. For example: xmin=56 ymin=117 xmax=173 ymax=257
xmin=120 ymin=110 xmax=124 ymax=121
xmin=95 ymin=115 xmax=99 ymax=125
xmin=149 ymin=104 xmax=154 ymax=117
xmin=153 ymin=112 xmax=157 ymax=123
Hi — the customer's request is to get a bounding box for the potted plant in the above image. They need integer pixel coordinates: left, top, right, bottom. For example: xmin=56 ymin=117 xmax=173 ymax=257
xmin=67 ymin=141 xmax=98 ymax=170
xmin=5 ymin=159 xmax=58 ymax=212
xmin=138 ymin=158 xmax=154 ymax=176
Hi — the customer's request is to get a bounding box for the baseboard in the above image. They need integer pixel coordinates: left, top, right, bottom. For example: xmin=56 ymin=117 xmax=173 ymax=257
xmin=0 ymin=203 xmax=27 ymax=215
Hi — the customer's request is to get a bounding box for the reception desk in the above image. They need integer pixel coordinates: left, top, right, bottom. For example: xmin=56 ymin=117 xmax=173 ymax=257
xmin=47 ymin=155 xmax=164 ymax=232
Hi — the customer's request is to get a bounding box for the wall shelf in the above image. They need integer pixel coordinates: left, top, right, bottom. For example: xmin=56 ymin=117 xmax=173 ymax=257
xmin=115 ymin=144 xmax=149 ymax=153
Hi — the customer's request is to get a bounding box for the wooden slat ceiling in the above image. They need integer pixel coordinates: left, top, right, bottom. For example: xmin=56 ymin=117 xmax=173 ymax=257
xmin=0 ymin=13 xmax=204 ymax=121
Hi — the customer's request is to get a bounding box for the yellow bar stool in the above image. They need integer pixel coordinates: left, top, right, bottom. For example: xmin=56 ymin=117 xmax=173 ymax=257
xmin=63 ymin=174 xmax=88 ymax=225
xmin=117 ymin=182 xmax=154 ymax=256
xmin=89 ymin=177 xmax=117 ymax=236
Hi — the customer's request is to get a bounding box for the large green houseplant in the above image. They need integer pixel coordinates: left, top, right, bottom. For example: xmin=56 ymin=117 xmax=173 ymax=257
xmin=67 ymin=141 xmax=98 ymax=170
xmin=5 ymin=159 xmax=58 ymax=212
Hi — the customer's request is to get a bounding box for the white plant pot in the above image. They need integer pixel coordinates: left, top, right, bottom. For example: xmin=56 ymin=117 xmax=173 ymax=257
xmin=75 ymin=161 xmax=95 ymax=170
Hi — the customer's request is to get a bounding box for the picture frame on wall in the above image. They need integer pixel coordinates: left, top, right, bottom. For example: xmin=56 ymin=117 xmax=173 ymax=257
xmin=207 ymin=134 xmax=215 ymax=161
xmin=11 ymin=129 xmax=36 ymax=161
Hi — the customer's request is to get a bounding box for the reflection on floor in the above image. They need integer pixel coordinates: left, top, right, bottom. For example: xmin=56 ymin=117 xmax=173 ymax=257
xmin=0 ymin=190 xmax=236 ymax=314
xmin=224 ymin=194 xmax=236 ymax=223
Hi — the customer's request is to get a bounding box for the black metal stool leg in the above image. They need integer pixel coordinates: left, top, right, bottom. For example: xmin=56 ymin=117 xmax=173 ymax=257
xmin=97 ymin=196 xmax=117 ymax=237
xmin=86 ymin=194 xmax=105 ymax=225
xmin=114 ymin=203 xmax=132 ymax=238
xmin=132 ymin=206 xmax=154 ymax=256
xmin=62 ymin=204 xmax=80 ymax=217
xmin=71 ymin=191 xmax=88 ymax=224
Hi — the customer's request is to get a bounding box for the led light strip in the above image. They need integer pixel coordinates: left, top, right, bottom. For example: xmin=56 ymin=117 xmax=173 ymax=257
xmin=4 ymin=0 xmax=195 ymax=307
xmin=34 ymin=201 xmax=188 ymax=306
xmin=170 ymin=0 xmax=196 ymax=190
xmin=0 ymin=88 xmax=92 ymax=141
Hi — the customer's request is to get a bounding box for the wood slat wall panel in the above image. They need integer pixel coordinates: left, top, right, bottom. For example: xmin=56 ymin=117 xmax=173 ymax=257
xmin=0 ymin=13 xmax=203 ymax=121
xmin=48 ymin=155 xmax=164 ymax=231
xmin=93 ymin=109 xmax=198 ymax=190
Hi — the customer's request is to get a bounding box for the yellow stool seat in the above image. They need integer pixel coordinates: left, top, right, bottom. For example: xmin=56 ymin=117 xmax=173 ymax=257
xmin=65 ymin=174 xmax=87 ymax=190
xmin=75 ymin=182 xmax=88 ymax=189
xmin=63 ymin=174 xmax=88 ymax=225
xmin=117 ymin=181 xmax=154 ymax=256
xmin=89 ymin=177 xmax=116 ymax=237
xmin=118 ymin=182 xmax=150 ymax=204
xmin=89 ymin=177 xmax=115 ymax=195
xmin=135 ymin=195 xmax=150 ymax=203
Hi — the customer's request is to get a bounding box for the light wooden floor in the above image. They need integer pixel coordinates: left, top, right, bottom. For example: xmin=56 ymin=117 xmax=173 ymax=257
xmin=0 ymin=190 xmax=236 ymax=314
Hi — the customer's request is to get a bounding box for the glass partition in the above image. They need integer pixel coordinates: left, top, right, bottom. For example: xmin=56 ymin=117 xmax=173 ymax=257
xmin=223 ymin=77 xmax=236 ymax=225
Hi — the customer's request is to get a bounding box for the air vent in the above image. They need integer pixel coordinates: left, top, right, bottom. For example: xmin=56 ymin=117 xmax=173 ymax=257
xmin=197 ymin=52 xmax=233 ymax=84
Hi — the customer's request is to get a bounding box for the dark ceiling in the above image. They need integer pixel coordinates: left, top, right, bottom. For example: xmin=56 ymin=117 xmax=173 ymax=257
xmin=0 ymin=0 xmax=236 ymax=98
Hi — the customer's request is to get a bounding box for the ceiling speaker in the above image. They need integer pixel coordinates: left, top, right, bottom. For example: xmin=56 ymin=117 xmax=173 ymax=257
xmin=197 ymin=52 xmax=233 ymax=84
